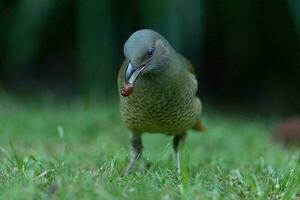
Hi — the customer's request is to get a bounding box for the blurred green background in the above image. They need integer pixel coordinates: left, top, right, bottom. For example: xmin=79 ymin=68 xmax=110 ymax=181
xmin=0 ymin=0 xmax=299 ymax=113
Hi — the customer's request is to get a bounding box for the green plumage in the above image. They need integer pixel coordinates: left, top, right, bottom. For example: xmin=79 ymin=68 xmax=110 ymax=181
xmin=118 ymin=31 xmax=202 ymax=135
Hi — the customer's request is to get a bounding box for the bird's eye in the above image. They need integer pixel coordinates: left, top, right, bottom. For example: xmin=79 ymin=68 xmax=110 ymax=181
xmin=147 ymin=47 xmax=155 ymax=58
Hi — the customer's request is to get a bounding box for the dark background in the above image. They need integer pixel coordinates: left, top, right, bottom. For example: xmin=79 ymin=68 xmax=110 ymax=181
xmin=0 ymin=0 xmax=299 ymax=113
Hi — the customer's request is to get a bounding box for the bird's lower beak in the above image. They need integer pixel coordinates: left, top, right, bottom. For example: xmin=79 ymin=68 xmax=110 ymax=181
xmin=125 ymin=62 xmax=146 ymax=85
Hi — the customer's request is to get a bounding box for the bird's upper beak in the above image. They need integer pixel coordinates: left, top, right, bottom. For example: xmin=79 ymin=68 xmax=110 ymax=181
xmin=125 ymin=62 xmax=146 ymax=85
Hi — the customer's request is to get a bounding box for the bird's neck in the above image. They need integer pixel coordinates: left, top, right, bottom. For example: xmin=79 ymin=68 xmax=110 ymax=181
xmin=138 ymin=65 xmax=186 ymax=91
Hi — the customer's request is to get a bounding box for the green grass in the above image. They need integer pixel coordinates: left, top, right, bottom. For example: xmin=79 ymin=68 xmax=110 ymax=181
xmin=0 ymin=97 xmax=299 ymax=199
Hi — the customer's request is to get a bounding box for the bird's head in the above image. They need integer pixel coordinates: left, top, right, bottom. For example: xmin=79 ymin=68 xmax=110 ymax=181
xmin=123 ymin=29 xmax=173 ymax=86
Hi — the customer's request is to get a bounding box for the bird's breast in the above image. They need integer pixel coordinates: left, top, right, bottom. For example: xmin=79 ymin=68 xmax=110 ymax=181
xmin=120 ymin=75 xmax=199 ymax=134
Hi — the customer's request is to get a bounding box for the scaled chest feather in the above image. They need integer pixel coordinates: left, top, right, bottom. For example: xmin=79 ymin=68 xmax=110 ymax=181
xmin=120 ymin=75 xmax=199 ymax=134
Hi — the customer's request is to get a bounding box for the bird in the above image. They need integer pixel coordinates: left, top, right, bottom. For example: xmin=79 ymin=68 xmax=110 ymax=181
xmin=118 ymin=29 xmax=204 ymax=175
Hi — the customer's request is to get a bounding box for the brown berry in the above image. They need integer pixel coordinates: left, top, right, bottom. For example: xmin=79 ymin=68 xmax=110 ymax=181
xmin=120 ymin=82 xmax=134 ymax=97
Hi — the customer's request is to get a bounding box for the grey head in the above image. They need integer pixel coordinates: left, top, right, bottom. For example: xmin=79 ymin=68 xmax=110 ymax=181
xmin=123 ymin=29 xmax=174 ymax=85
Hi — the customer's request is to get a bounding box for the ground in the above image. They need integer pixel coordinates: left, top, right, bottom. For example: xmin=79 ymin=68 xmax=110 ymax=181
xmin=0 ymin=97 xmax=299 ymax=199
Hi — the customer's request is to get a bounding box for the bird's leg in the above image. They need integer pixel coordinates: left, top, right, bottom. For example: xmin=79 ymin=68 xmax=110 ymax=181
xmin=173 ymin=133 xmax=187 ymax=175
xmin=125 ymin=134 xmax=143 ymax=175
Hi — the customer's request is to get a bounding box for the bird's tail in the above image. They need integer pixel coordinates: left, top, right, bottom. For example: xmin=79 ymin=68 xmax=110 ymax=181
xmin=193 ymin=118 xmax=206 ymax=132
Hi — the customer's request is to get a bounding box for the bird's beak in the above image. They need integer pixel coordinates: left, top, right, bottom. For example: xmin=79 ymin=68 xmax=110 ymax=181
xmin=125 ymin=62 xmax=146 ymax=85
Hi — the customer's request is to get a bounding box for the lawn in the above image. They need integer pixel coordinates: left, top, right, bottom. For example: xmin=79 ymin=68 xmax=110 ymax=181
xmin=0 ymin=97 xmax=299 ymax=199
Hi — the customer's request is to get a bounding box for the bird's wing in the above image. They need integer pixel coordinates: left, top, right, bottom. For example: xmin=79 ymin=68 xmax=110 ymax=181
xmin=118 ymin=59 xmax=129 ymax=88
xmin=179 ymin=54 xmax=206 ymax=132
xmin=178 ymin=54 xmax=198 ymax=94
xmin=179 ymin=54 xmax=196 ymax=75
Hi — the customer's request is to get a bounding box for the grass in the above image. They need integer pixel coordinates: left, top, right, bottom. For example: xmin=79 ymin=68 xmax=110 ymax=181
xmin=0 ymin=97 xmax=299 ymax=199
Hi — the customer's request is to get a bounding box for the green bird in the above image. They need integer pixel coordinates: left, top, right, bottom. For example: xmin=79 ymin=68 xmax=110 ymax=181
xmin=118 ymin=29 xmax=204 ymax=175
